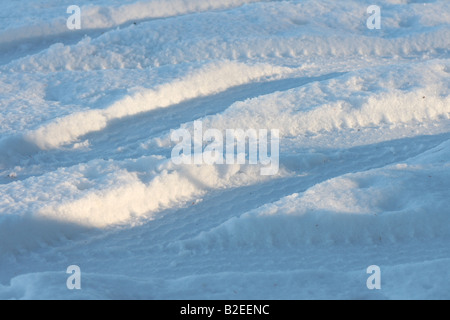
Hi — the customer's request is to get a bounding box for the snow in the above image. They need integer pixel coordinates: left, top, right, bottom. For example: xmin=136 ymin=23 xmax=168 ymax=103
xmin=0 ymin=0 xmax=449 ymax=300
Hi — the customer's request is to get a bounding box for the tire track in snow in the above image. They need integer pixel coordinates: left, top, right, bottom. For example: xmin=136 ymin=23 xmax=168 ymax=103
xmin=1 ymin=127 xmax=447 ymax=256
xmin=0 ymin=61 xmax=296 ymax=169
xmin=154 ymin=134 xmax=450 ymax=248
xmin=0 ymin=0 xmax=267 ymax=66
xmin=46 ymin=132 xmax=450 ymax=252
xmin=0 ymin=71 xmax=345 ymax=184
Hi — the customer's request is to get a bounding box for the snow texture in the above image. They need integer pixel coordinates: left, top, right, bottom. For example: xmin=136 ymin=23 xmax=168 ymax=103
xmin=0 ymin=0 xmax=449 ymax=300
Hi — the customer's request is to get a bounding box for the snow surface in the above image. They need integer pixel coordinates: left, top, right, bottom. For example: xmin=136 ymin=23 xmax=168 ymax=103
xmin=0 ymin=0 xmax=449 ymax=300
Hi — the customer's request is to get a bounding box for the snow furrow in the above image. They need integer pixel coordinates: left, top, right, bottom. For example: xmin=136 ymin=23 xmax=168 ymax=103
xmin=0 ymin=0 xmax=265 ymax=65
xmin=4 ymin=6 xmax=449 ymax=73
xmin=0 ymin=0 xmax=449 ymax=300
xmin=174 ymin=139 xmax=450 ymax=251
xmin=0 ymin=61 xmax=296 ymax=163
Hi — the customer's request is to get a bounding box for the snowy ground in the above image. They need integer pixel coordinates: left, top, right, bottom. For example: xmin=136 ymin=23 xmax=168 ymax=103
xmin=0 ymin=0 xmax=449 ymax=300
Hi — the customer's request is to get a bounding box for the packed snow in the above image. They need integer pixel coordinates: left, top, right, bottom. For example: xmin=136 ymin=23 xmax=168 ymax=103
xmin=0 ymin=0 xmax=449 ymax=300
